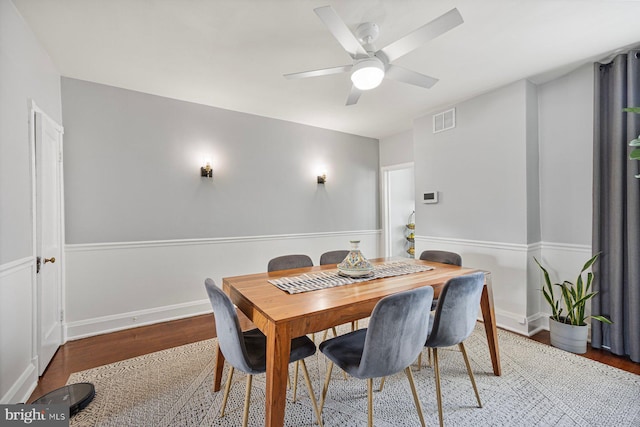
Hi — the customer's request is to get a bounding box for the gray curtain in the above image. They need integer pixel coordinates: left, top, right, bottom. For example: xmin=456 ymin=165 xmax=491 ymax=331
xmin=592 ymin=50 xmax=640 ymax=363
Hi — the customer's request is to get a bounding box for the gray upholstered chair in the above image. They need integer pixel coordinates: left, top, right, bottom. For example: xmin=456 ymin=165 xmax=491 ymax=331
xmin=424 ymin=272 xmax=485 ymax=427
xmin=420 ymin=250 xmax=462 ymax=310
xmin=319 ymin=250 xmax=349 ymax=265
xmin=267 ymin=254 xmax=313 ymax=272
xmin=417 ymin=250 xmax=463 ymax=368
xmin=318 ymin=286 xmax=434 ymax=427
xmin=204 ymin=279 xmax=323 ymax=427
xmin=419 ymin=250 xmax=462 ymax=267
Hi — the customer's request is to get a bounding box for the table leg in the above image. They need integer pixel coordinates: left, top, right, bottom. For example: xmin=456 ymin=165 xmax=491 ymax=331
xmin=480 ymin=272 xmax=501 ymax=376
xmin=265 ymin=322 xmax=291 ymax=427
xmin=212 ymin=342 xmax=225 ymax=392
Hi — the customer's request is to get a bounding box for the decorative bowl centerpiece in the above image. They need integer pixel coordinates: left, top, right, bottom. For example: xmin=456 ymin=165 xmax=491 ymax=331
xmin=337 ymin=240 xmax=374 ymax=278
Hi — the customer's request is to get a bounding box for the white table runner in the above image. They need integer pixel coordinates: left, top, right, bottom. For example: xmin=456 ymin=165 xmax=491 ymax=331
xmin=268 ymin=261 xmax=434 ymax=294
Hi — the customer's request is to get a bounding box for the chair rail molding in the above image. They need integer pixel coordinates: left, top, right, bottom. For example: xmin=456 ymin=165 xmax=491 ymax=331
xmin=415 ymin=235 xmax=531 ymax=252
xmin=65 ymin=229 xmax=381 ymax=252
xmin=0 ymin=256 xmax=34 ymax=277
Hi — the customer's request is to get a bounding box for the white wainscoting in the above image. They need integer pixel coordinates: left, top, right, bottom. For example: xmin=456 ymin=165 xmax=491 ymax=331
xmin=415 ymin=236 xmax=532 ymax=335
xmin=0 ymin=257 xmax=38 ymax=404
xmin=65 ymin=230 xmax=381 ymax=340
xmin=415 ymin=236 xmax=592 ymax=336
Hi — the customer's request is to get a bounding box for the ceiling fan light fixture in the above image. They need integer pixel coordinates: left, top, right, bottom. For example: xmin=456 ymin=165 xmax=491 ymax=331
xmin=350 ymin=57 xmax=385 ymax=90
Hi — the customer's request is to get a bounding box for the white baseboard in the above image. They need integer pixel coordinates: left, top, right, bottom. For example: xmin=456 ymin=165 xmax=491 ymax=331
xmin=493 ymin=309 xmax=529 ymax=335
xmin=525 ymin=312 xmax=549 ymax=336
xmin=65 ymin=299 xmax=213 ymax=340
xmin=1 ymin=360 xmax=37 ymax=404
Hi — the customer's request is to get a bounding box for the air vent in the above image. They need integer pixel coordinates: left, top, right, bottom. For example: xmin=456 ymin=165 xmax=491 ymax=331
xmin=433 ymin=108 xmax=456 ymax=133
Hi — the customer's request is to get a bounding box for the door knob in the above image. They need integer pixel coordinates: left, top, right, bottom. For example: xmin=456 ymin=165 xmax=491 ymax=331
xmin=36 ymin=256 xmax=56 ymax=273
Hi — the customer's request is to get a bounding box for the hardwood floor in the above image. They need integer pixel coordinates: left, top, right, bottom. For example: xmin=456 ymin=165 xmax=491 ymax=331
xmin=28 ymin=314 xmax=639 ymax=402
xmin=528 ymin=329 xmax=639 ymax=374
xmin=28 ymin=312 xmax=253 ymax=402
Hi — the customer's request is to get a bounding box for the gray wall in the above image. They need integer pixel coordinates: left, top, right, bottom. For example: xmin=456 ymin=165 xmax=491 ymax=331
xmin=538 ymin=64 xmax=593 ymax=245
xmin=1 ymin=0 xmax=62 ymax=404
xmin=413 ymin=80 xmax=533 ymax=244
xmin=379 ymin=130 xmax=413 ymax=167
xmin=385 ymin=68 xmax=594 ymax=247
xmin=0 ymin=0 xmax=62 ymax=264
xmin=525 ymin=80 xmax=541 ymax=244
xmin=61 ymin=78 xmax=379 ymax=244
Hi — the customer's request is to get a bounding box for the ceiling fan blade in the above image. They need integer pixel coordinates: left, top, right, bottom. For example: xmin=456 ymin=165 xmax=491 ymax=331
xmin=379 ymin=8 xmax=463 ymax=63
xmin=284 ymin=65 xmax=352 ymax=79
xmin=314 ymin=6 xmax=369 ymax=59
xmin=386 ymin=65 xmax=439 ymax=89
xmin=346 ymin=85 xmax=362 ymax=105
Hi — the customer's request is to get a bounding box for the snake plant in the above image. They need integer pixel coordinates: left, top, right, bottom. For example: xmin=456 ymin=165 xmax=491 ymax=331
xmin=534 ymin=254 xmax=612 ymax=326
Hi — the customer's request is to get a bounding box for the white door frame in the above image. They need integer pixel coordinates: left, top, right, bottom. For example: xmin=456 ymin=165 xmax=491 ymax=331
xmin=380 ymin=162 xmax=414 ymax=257
xmin=29 ymin=100 xmax=65 ymax=374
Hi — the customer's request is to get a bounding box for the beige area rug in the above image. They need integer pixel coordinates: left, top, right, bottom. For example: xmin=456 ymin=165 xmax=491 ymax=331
xmin=67 ymin=323 xmax=640 ymax=426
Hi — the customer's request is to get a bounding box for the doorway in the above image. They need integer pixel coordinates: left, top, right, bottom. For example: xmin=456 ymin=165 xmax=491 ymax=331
xmin=381 ymin=163 xmax=415 ymax=258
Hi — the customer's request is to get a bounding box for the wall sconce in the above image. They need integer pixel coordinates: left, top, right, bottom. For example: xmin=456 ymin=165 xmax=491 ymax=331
xmin=201 ymin=159 xmax=213 ymax=178
xmin=317 ymin=172 xmax=327 ymax=184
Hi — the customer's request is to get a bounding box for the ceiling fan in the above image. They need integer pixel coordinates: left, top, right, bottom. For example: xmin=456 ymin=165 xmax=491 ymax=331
xmin=284 ymin=6 xmax=463 ymax=105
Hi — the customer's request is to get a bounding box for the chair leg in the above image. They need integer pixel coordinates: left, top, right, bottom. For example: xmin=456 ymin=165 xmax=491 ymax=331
xmin=327 ymin=338 xmax=346 ymax=380
xmin=404 ymin=367 xmax=426 ymax=427
xmin=367 ymin=378 xmax=374 ymax=427
xmin=242 ymin=374 xmax=252 ymax=427
xmin=459 ymin=342 xmax=482 ymax=408
xmin=427 ymin=348 xmax=432 ymax=367
xmin=292 ymin=361 xmax=299 ymax=402
xmin=433 ymin=348 xmax=444 ymax=427
xmin=319 ymin=361 xmax=334 ymax=413
xmin=321 ymin=327 xmax=338 ymax=342
xmin=378 ymin=376 xmax=385 ymax=392
xmin=219 ymin=366 xmax=234 ymax=417
xmin=299 ymin=359 xmax=324 ymax=427
xmin=417 ymin=351 xmax=422 ymax=371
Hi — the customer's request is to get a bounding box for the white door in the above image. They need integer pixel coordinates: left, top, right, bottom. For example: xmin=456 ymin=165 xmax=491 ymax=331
xmin=35 ymin=110 xmax=64 ymax=375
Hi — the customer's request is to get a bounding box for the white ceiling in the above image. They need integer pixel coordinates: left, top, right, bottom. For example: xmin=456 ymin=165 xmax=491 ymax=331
xmin=13 ymin=0 xmax=640 ymax=139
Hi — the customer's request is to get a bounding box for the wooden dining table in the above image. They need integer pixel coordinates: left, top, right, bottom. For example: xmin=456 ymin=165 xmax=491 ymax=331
xmin=214 ymin=258 xmax=501 ymax=427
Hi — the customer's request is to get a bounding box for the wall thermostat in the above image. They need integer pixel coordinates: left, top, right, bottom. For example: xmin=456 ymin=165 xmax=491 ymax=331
xmin=422 ymin=191 xmax=438 ymax=204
